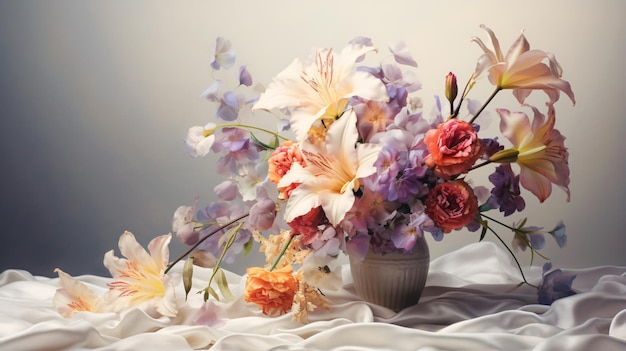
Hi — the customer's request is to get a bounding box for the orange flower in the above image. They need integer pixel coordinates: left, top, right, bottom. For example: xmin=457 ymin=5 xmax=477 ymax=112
xmin=268 ymin=140 xmax=305 ymax=199
xmin=244 ymin=265 xmax=298 ymax=316
xmin=423 ymin=119 xmax=483 ymax=179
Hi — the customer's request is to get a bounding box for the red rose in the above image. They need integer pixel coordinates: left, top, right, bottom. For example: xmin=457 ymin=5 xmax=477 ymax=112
xmin=424 ymin=119 xmax=482 ymax=179
xmin=424 ymin=180 xmax=478 ymax=233
xmin=287 ymin=206 xmax=329 ymax=245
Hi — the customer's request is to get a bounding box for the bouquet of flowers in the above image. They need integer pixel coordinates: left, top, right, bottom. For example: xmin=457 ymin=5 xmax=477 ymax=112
xmin=53 ymin=25 xmax=577 ymax=323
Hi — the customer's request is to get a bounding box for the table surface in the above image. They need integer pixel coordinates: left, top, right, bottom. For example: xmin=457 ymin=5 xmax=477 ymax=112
xmin=1 ymin=242 xmax=625 ymax=351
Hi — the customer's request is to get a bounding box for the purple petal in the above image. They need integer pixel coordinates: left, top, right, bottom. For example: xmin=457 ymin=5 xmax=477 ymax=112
xmin=388 ymin=41 xmax=418 ymax=67
xmin=238 ymin=65 xmax=252 ymax=87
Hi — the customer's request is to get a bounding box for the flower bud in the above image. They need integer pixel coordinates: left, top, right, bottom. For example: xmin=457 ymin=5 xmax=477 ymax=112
xmin=489 ymin=148 xmax=519 ymax=163
xmin=445 ymin=72 xmax=458 ymax=104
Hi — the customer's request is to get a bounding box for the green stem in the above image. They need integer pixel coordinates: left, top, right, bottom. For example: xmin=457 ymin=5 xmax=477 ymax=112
xmin=468 ymin=87 xmax=501 ymax=124
xmin=451 ymin=75 xmax=475 ymax=119
xmin=219 ymin=123 xmax=290 ymax=141
xmin=269 ymin=234 xmax=295 ymax=271
xmin=467 ymin=159 xmax=493 ymax=173
xmin=164 ymin=212 xmax=250 ymax=274
xmin=480 ymin=213 xmax=515 ymax=231
xmin=485 ymin=224 xmax=537 ymax=288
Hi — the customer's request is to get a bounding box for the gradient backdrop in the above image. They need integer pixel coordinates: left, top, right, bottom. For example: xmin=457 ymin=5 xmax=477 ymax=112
xmin=1 ymin=1 xmax=624 ymax=277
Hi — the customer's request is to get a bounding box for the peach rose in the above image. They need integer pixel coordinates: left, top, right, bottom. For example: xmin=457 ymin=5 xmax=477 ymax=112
xmin=244 ymin=265 xmax=298 ymax=316
xmin=424 ymin=179 xmax=478 ymax=234
xmin=268 ymin=141 xmax=305 ymax=199
xmin=424 ymin=119 xmax=482 ymax=179
xmin=268 ymin=141 xmax=305 ymax=184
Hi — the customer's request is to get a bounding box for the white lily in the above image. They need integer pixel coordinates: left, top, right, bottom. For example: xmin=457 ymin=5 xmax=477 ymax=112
xmin=103 ymin=231 xmax=178 ymax=317
xmin=253 ymin=44 xmax=388 ymax=141
xmin=279 ymin=110 xmax=382 ymax=226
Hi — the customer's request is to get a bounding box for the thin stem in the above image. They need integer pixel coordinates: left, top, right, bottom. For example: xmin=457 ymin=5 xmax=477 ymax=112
xmin=469 ymin=87 xmax=501 ymax=124
xmin=485 ymin=224 xmax=537 ymax=288
xmin=220 ymin=123 xmax=290 ymax=141
xmin=481 ymin=213 xmax=550 ymax=271
xmin=480 ymin=213 xmax=514 ymax=230
xmin=451 ymin=75 xmax=475 ymax=119
xmin=164 ymin=212 xmax=250 ymax=274
xmin=269 ymin=234 xmax=295 ymax=272
xmin=467 ymin=159 xmax=493 ymax=173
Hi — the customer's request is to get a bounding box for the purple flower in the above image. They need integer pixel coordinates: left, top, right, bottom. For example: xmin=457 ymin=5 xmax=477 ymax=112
xmin=488 ymin=164 xmax=526 ymax=216
xmin=214 ymin=180 xmax=238 ymax=201
xmin=512 ymin=224 xmax=546 ymax=251
xmin=538 ymin=262 xmax=577 ymax=305
xmin=248 ymin=197 xmax=277 ymax=231
xmin=481 ymin=137 xmax=504 ymax=159
xmin=388 ymin=41 xmax=418 ymax=67
xmin=388 ymin=170 xmax=421 ymax=202
xmin=373 ymin=146 xmax=405 ymax=185
xmin=216 ymin=91 xmax=240 ymax=121
xmin=391 ymin=212 xmax=432 ymax=251
xmin=195 ymin=202 xmax=252 ymax=263
xmin=549 ymin=221 xmax=567 ymax=248
xmin=238 ymin=65 xmax=252 ymax=87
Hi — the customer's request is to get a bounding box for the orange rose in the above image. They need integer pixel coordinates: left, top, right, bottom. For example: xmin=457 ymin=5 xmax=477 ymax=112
xmin=424 ymin=179 xmax=478 ymax=234
xmin=268 ymin=141 xmax=305 ymax=184
xmin=424 ymin=119 xmax=482 ymax=179
xmin=268 ymin=141 xmax=305 ymax=199
xmin=244 ymin=265 xmax=298 ymax=316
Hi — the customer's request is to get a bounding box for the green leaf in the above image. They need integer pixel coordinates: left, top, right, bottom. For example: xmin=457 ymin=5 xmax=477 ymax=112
xmin=182 ymin=256 xmax=194 ymax=300
xmin=215 ymin=268 xmax=235 ymax=301
xmin=208 ymin=286 xmax=219 ymax=301
xmin=243 ymin=236 xmax=254 ymax=257
xmin=269 ymin=135 xmax=279 ymax=149
xmin=479 ymin=225 xmax=487 ymax=242
xmin=218 ymin=222 xmax=243 ymax=248
xmin=478 ymin=203 xmax=492 ymax=213
xmin=250 ymin=132 xmax=277 ymax=150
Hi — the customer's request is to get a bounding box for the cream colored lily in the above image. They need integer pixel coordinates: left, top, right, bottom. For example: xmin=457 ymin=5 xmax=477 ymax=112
xmin=472 ymin=24 xmax=575 ymax=105
xmin=53 ymin=268 xmax=106 ymax=317
xmin=103 ymin=231 xmax=178 ymax=317
xmin=496 ymin=106 xmax=570 ymax=203
xmin=278 ymin=110 xmax=382 ymax=226
xmin=253 ymin=44 xmax=388 ymax=141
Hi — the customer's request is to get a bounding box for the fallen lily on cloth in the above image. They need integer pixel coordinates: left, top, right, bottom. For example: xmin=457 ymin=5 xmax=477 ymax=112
xmin=54 ymin=25 xmax=577 ymax=323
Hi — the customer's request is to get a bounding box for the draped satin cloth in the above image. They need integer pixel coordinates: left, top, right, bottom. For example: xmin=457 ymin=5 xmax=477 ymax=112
xmin=1 ymin=242 xmax=624 ymax=351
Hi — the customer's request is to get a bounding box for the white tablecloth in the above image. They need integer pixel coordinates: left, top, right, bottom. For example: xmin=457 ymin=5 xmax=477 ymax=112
xmin=1 ymin=242 xmax=625 ymax=351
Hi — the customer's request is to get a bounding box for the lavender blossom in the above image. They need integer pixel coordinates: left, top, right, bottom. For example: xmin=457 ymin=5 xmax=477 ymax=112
xmin=238 ymin=65 xmax=252 ymax=87
xmin=538 ymin=262 xmax=577 ymax=305
xmin=549 ymin=221 xmax=567 ymax=248
xmin=488 ymin=164 xmax=525 ymax=216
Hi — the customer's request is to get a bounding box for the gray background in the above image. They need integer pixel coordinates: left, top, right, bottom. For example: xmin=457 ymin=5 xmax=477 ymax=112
xmin=1 ymin=0 xmax=624 ymax=277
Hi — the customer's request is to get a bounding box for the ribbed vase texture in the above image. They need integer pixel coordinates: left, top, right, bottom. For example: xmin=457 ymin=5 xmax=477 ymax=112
xmin=349 ymin=236 xmax=429 ymax=312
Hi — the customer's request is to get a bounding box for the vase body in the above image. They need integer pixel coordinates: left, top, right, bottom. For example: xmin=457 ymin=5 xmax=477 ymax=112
xmin=349 ymin=236 xmax=429 ymax=312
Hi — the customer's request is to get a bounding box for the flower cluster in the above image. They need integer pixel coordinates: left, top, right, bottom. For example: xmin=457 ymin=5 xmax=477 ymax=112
xmin=54 ymin=25 xmax=577 ymax=322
